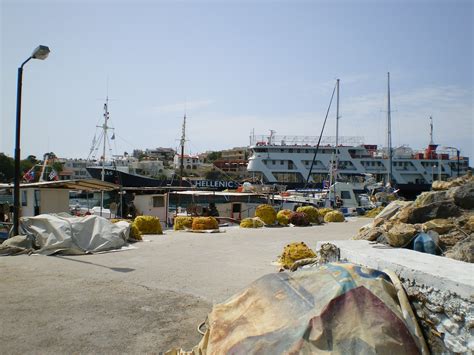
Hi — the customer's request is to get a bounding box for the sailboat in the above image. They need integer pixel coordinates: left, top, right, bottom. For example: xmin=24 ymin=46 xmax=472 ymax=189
xmin=86 ymin=101 xmax=192 ymax=189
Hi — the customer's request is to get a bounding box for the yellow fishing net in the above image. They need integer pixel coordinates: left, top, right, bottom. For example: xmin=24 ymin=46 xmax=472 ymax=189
xmin=279 ymin=242 xmax=317 ymax=269
xmin=240 ymin=217 xmax=265 ymax=228
xmin=324 ymin=210 xmax=345 ymax=222
xmin=276 ymin=209 xmax=293 ymax=226
xmin=255 ymin=204 xmax=277 ymax=225
xmin=296 ymin=206 xmax=319 ymax=223
xmin=134 ymin=215 xmax=163 ymax=235
xmin=174 ymin=216 xmax=194 ymax=230
xmin=192 ymin=217 xmax=219 ymax=230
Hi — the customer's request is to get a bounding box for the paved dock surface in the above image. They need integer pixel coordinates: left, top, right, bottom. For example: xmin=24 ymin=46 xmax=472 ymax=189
xmin=0 ymin=218 xmax=368 ymax=353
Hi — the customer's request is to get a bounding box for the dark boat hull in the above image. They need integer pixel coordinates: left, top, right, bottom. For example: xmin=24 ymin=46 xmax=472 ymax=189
xmin=86 ymin=167 xmax=191 ymax=188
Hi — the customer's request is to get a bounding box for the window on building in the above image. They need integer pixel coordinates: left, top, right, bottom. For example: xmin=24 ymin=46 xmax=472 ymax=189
xmin=152 ymin=196 xmax=165 ymax=208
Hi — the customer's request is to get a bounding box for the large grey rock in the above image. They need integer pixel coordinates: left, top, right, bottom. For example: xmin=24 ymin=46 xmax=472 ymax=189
xmin=414 ymin=190 xmax=448 ymax=207
xmin=354 ymin=227 xmax=383 ymax=241
xmin=444 ymin=234 xmax=474 ymax=263
xmin=386 ymin=222 xmax=417 ymax=247
xmin=407 ymin=201 xmax=460 ymax=224
xmin=451 ymin=182 xmax=474 ymax=209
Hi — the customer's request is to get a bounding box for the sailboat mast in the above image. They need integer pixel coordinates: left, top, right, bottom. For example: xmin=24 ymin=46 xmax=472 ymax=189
xmin=180 ymin=115 xmax=186 ymax=187
xmin=333 ymin=78 xmax=340 ymax=205
xmin=387 ymin=72 xmax=393 ymax=184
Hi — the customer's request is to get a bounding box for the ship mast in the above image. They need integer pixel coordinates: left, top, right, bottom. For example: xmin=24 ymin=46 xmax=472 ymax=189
xmin=179 ymin=114 xmax=186 ymax=186
xmin=99 ymin=97 xmax=111 ymax=215
xmin=332 ymin=78 xmax=340 ymax=206
xmin=429 ymin=116 xmax=434 ymax=145
xmin=387 ymin=72 xmax=393 ymax=185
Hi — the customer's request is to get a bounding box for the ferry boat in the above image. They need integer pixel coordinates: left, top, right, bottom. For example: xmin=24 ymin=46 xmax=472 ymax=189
xmin=247 ymin=75 xmax=470 ymax=199
xmin=247 ymin=133 xmax=469 ymax=199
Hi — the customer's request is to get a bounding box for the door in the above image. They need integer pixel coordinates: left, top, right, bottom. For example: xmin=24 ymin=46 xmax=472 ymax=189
xmin=231 ymin=203 xmax=242 ymax=220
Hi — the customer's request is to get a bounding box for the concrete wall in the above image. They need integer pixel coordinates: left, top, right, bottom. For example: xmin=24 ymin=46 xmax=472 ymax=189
xmin=317 ymin=240 xmax=474 ymax=354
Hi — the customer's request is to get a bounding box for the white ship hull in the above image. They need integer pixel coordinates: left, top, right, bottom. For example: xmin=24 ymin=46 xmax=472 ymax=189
xmin=247 ymin=135 xmax=469 ymax=198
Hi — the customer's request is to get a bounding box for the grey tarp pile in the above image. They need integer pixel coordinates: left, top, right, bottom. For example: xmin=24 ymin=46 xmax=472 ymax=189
xmin=0 ymin=214 xmax=130 ymax=256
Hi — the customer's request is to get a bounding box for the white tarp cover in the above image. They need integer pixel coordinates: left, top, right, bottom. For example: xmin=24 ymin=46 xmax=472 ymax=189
xmin=18 ymin=214 xmax=129 ymax=255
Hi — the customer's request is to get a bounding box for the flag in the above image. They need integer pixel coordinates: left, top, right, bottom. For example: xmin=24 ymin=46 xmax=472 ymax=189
xmin=22 ymin=167 xmax=35 ymax=182
xmin=111 ymin=133 xmax=115 ymax=140
xmin=49 ymin=169 xmax=58 ymax=181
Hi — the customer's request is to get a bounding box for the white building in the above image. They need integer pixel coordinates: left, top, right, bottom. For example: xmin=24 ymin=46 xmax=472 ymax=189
xmin=173 ymin=154 xmax=203 ymax=171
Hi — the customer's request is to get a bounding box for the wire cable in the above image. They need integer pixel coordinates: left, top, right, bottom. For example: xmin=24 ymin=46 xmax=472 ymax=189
xmin=304 ymin=81 xmax=338 ymax=188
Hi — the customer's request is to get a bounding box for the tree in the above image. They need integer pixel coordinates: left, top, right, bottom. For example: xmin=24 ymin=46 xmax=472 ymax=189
xmin=0 ymin=153 xmax=14 ymax=182
xmin=52 ymin=161 xmax=63 ymax=173
xmin=206 ymin=151 xmax=222 ymax=163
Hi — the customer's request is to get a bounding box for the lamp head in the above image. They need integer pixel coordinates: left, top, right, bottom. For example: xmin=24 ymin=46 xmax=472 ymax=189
xmin=31 ymin=45 xmax=50 ymax=60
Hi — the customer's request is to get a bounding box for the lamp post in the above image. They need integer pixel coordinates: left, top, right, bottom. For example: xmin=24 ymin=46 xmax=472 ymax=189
xmin=13 ymin=45 xmax=50 ymax=236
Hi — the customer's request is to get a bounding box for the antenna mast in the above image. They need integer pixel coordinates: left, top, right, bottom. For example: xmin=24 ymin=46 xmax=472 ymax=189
xmin=387 ymin=72 xmax=393 ymax=184
xmin=429 ymin=116 xmax=434 ymax=145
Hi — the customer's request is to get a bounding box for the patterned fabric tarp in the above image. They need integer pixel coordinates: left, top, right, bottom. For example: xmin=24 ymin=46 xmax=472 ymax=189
xmin=167 ymin=262 xmax=428 ymax=354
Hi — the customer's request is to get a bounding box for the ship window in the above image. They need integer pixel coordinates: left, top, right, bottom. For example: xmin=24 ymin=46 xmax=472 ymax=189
xmin=341 ymin=191 xmax=351 ymax=200
xmin=281 ymin=161 xmax=284 ymax=165
xmin=153 ymin=196 xmax=165 ymax=208
xmin=272 ymin=161 xmax=276 ymax=165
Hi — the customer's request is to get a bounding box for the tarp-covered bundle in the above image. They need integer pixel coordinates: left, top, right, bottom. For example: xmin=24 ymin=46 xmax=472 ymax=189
xmin=9 ymin=214 xmax=130 ymax=255
xmin=167 ymin=262 xmax=427 ymax=354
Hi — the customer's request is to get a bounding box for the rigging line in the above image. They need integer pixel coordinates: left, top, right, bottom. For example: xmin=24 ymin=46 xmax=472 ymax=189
xmin=87 ymin=130 xmax=105 ymax=162
xmin=304 ymin=81 xmax=338 ymax=188
xmin=115 ymin=134 xmax=137 ymax=149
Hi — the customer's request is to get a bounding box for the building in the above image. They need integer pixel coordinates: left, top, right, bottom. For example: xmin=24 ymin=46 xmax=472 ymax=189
xmin=173 ymin=154 xmax=203 ymax=171
xmin=58 ymin=159 xmax=91 ymax=180
xmin=213 ymin=147 xmax=249 ymax=176
xmin=221 ymin=147 xmax=248 ymax=161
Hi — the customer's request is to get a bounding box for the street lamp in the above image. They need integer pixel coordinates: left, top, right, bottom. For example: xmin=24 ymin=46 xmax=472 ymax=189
xmin=13 ymin=45 xmax=50 ymax=236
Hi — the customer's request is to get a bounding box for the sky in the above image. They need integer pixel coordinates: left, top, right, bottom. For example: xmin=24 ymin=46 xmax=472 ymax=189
xmin=1 ymin=0 xmax=473 ymax=163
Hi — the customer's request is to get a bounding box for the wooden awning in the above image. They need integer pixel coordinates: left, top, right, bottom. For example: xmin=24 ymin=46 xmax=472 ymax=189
xmin=0 ymin=179 xmax=118 ymax=192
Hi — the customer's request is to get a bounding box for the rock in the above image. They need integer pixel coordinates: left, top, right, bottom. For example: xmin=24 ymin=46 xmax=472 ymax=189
xmin=372 ymin=217 xmax=385 ymax=227
xmin=377 ymin=201 xmax=411 ymax=221
xmin=451 ymin=182 xmax=474 ymax=209
xmin=422 ymin=219 xmax=455 ymax=234
xmin=432 ymin=180 xmax=457 ymax=191
xmin=414 ymin=190 xmax=448 ymax=207
xmin=444 ymin=234 xmax=473 ymax=263
xmin=439 ymin=231 xmax=466 ymax=249
xmin=393 ymin=204 xmax=416 ymax=223
xmin=354 ymin=227 xmax=383 ymax=241
xmin=386 ymin=222 xmax=418 ymax=247
xmin=407 ymin=201 xmax=460 ymax=224
xmin=466 ymin=215 xmax=474 ymax=232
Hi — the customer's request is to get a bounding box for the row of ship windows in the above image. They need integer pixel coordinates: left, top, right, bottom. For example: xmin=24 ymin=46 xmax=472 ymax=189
xmin=253 ymin=148 xmax=336 ymax=154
